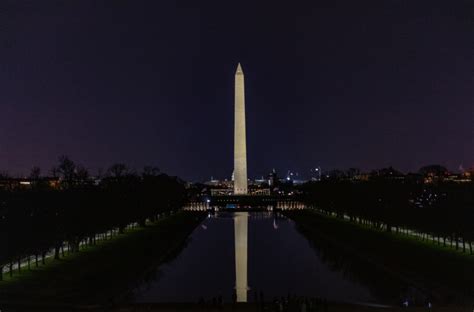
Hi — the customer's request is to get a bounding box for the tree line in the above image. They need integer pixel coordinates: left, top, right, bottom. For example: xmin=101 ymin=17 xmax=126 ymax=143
xmin=301 ymin=175 xmax=474 ymax=254
xmin=0 ymin=156 xmax=187 ymax=280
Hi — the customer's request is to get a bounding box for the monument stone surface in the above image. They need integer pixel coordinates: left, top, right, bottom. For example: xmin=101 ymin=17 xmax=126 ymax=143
xmin=234 ymin=63 xmax=248 ymax=195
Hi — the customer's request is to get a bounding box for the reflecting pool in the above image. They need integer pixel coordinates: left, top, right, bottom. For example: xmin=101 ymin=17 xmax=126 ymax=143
xmin=134 ymin=212 xmax=379 ymax=304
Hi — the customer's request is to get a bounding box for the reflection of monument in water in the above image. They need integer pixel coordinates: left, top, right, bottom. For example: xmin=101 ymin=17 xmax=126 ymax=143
xmin=234 ymin=212 xmax=248 ymax=302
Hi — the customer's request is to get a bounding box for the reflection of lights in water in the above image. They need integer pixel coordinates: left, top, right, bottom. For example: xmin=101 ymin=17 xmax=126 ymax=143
xmin=201 ymin=224 xmax=207 ymax=230
xmin=273 ymin=218 xmax=279 ymax=230
xmin=234 ymin=212 xmax=248 ymax=302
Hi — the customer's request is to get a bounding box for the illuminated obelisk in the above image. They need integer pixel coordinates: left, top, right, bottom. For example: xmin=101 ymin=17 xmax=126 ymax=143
xmin=234 ymin=212 xmax=248 ymax=302
xmin=234 ymin=63 xmax=248 ymax=194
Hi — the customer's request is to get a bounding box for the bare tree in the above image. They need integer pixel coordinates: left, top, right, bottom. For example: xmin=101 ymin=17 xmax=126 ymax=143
xmin=76 ymin=165 xmax=90 ymax=186
xmin=29 ymin=166 xmax=41 ymax=180
xmin=143 ymin=166 xmax=160 ymax=177
xmin=57 ymin=155 xmax=76 ymax=188
xmin=107 ymin=163 xmax=129 ymax=178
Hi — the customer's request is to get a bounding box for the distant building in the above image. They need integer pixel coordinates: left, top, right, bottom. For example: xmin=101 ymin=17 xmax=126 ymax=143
xmin=369 ymin=167 xmax=405 ymax=181
xmin=416 ymin=165 xmax=449 ymax=183
xmin=205 ymin=177 xmax=270 ymax=196
xmin=463 ymin=167 xmax=474 ymax=181
xmin=211 ymin=188 xmax=234 ymax=196
xmin=353 ymin=173 xmax=370 ymax=181
xmin=267 ymin=169 xmax=278 ymax=187
xmin=204 ymin=178 xmax=233 ymax=188
xmin=444 ymin=174 xmax=471 ymax=183
xmin=0 ymin=177 xmax=60 ymax=191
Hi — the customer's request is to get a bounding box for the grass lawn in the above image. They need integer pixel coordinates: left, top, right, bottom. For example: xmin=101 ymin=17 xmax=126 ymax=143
xmin=284 ymin=210 xmax=474 ymax=306
xmin=0 ymin=211 xmax=205 ymax=306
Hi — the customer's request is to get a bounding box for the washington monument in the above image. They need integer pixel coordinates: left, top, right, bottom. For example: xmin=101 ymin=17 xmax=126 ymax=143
xmin=234 ymin=63 xmax=248 ymax=194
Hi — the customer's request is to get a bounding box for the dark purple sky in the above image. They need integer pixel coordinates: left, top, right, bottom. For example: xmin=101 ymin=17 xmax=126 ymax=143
xmin=1 ymin=0 xmax=473 ymax=181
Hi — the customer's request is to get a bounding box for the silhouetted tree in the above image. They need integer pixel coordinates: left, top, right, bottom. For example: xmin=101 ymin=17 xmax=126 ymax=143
xmin=57 ymin=156 xmax=76 ymax=188
xmin=29 ymin=166 xmax=41 ymax=180
xmin=143 ymin=166 xmax=160 ymax=177
xmin=301 ymin=175 xmax=474 ymax=254
xmin=107 ymin=163 xmax=129 ymax=178
xmin=75 ymin=165 xmax=91 ymax=187
xmin=0 ymin=159 xmax=187 ymax=278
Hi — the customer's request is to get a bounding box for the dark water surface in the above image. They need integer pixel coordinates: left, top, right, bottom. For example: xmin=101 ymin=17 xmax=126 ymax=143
xmin=134 ymin=212 xmax=380 ymax=304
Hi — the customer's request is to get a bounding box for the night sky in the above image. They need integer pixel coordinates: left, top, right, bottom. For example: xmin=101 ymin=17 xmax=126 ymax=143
xmin=1 ymin=0 xmax=473 ymax=181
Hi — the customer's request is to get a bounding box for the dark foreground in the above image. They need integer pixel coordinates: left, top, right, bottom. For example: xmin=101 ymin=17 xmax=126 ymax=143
xmin=2 ymin=209 xmax=474 ymax=311
xmin=0 ymin=302 xmax=472 ymax=312
xmin=0 ymin=212 xmax=206 ymax=305
xmin=284 ymin=210 xmax=474 ymax=305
